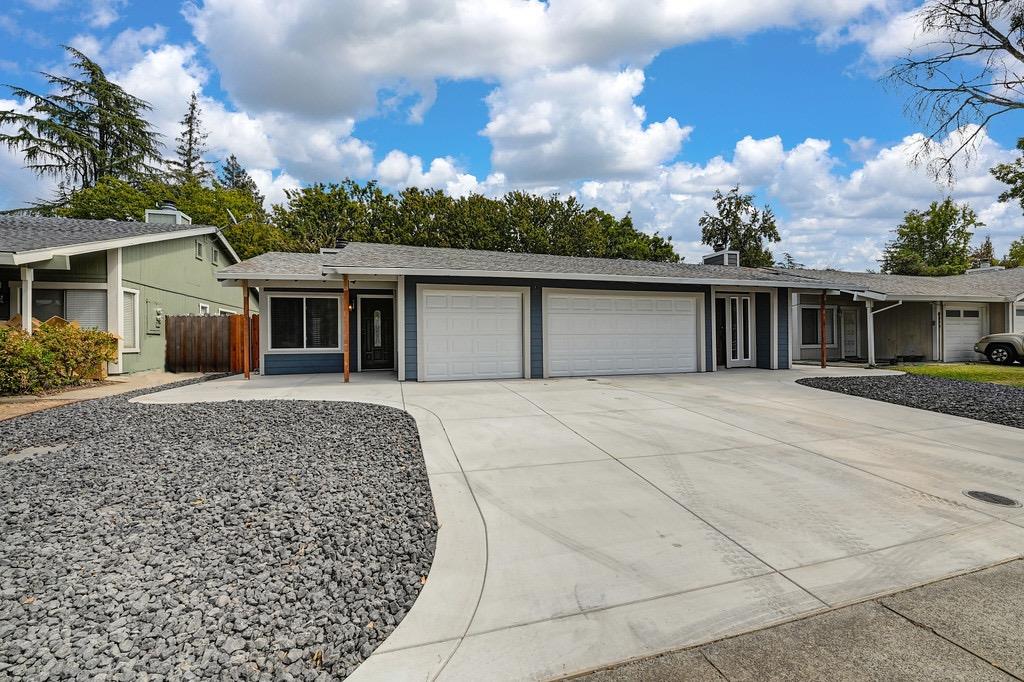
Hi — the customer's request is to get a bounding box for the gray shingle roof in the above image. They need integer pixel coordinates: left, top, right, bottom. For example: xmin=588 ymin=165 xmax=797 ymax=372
xmin=217 ymin=241 xmax=1024 ymax=300
xmin=768 ymin=267 xmax=1024 ymax=299
xmin=218 ymin=251 xmax=326 ymax=278
xmin=318 ymin=241 xmax=814 ymax=282
xmin=0 ymin=215 xmax=210 ymax=253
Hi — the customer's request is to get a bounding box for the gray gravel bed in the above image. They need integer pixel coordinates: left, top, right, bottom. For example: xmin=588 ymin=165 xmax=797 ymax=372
xmin=0 ymin=387 xmax=437 ymax=680
xmin=796 ymin=374 xmax=1024 ymax=429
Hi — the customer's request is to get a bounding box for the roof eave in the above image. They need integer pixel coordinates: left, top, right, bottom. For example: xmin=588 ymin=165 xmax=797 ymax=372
xmin=1 ymin=225 xmax=221 ymax=264
xmin=318 ymin=265 xmax=844 ymax=289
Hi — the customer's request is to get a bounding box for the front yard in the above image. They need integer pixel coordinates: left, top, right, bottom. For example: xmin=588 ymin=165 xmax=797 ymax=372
xmin=0 ymin=386 xmax=437 ymax=680
xmin=900 ymin=362 xmax=1024 ymax=388
xmin=798 ymin=372 xmax=1024 ymax=429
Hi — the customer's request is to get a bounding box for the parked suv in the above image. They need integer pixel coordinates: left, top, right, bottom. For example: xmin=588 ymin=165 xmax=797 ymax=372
xmin=974 ymin=333 xmax=1024 ymax=364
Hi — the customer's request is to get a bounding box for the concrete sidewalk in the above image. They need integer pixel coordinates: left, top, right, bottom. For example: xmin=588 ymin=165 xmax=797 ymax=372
xmin=575 ymin=559 xmax=1024 ymax=681
xmin=0 ymin=370 xmax=204 ymax=420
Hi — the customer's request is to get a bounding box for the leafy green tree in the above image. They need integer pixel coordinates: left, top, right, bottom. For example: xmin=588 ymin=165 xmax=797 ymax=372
xmin=880 ymin=198 xmax=982 ymax=276
xmin=271 ymin=181 xmax=678 ymax=261
xmin=0 ymin=46 xmax=162 ymax=204
xmin=698 ymin=186 xmax=780 ymax=267
xmin=1003 ymin=237 xmax=1024 ymax=269
xmin=217 ymin=154 xmax=264 ymax=209
xmin=57 ymin=176 xmax=289 ymax=260
xmin=166 ymin=92 xmax=212 ymax=185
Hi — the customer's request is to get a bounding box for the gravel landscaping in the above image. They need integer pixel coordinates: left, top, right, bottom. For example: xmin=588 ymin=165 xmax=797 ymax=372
xmin=0 ymin=386 xmax=437 ymax=681
xmin=797 ymin=373 xmax=1024 ymax=429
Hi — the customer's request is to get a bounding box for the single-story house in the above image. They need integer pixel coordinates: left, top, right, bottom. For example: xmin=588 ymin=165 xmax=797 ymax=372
xmin=1 ymin=207 xmax=257 ymax=374
xmin=778 ymin=266 xmax=1024 ymax=365
xmin=214 ymin=240 xmax=1024 ymax=381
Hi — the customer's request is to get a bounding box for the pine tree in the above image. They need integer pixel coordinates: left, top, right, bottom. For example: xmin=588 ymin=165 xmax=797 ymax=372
xmin=167 ymin=92 xmax=212 ymax=185
xmin=971 ymin=234 xmax=996 ymax=266
xmin=0 ymin=45 xmax=162 ymax=204
xmin=217 ymin=154 xmax=264 ymax=207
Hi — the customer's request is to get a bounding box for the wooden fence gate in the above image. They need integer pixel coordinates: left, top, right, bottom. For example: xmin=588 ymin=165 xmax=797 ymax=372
xmin=165 ymin=314 xmax=259 ymax=373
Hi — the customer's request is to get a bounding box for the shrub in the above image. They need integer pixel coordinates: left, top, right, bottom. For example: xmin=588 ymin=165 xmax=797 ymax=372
xmin=0 ymin=322 xmax=118 ymax=395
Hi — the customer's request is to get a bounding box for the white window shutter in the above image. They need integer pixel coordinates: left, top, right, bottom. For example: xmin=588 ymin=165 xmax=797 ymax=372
xmin=65 ymin=290 xmax=107 ymax=330
xmin=122 ymin=291 xmax=138 ymax=350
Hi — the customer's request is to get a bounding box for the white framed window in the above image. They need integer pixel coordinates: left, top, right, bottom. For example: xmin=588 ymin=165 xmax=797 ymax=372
xmin=218 ymin=308 xmax=237 ymax=316
xmin=122 ymin=289 xmax=140 ymax=352
xmin=195 ymin=240 xmax=204 ymax=260
xmin=800 ymin=305 xmax=837 ymax=347
xmin=211 ymin=248 xmax=220 ymax=265
xmin=268 ymin=295 xmax=341 ymax=351
xmin=198 ymin=303 xmax=211 ymax=315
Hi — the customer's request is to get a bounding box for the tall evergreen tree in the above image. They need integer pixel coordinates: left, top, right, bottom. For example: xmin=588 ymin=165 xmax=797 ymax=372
xmin=0 ymin=45 xmax=162 ymax=204
xmin=217 ymin=154 xmax=264 ymax=208
xmin=971 ymin=235 xmax=996 ymax=266
xmin=167 ymin=92 xmax=212 ymax=185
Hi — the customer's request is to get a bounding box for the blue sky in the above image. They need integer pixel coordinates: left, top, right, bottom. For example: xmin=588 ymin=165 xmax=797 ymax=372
xmin=1 ymin=1 xmax=1022 ymax=268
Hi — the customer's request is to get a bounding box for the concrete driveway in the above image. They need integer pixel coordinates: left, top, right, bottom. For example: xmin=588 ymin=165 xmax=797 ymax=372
xmin=136 ymin=368 xmax=1024 ymax=681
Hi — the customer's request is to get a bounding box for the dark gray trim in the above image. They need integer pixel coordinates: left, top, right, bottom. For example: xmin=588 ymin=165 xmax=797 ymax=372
xmin=755 ymin=292 xmax=771 ymax=369
xmin=777 ymin=287 xmax=790 ymax=368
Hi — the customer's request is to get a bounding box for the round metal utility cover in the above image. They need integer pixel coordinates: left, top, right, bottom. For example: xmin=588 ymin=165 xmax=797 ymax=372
xmin=963 ymin=490 xmax=1020 ymax=507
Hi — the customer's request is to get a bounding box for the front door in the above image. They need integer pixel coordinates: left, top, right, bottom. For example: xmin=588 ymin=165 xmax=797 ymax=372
xmin=718 ymin=294 xmax=753 ymax=368
xmin=359 ymin=297 xmax=395 ymax=370
xmin=841 ymin=308 xmax=859 ymax=359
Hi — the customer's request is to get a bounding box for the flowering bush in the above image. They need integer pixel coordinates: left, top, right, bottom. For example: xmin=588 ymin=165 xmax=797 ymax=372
xmin=0 ymin=322 xmax=118 ymax=395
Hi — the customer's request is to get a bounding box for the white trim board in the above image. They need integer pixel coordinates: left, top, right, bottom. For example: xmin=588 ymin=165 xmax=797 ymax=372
xmin=2 ymin=225 xmax=242 ymax=266
xmin=264 ymin=292 xmax=344 ymax=354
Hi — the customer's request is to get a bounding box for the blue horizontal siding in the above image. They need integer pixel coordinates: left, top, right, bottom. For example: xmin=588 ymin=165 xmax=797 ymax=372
xmin=264 ymin=353 xmax=344 ymax=375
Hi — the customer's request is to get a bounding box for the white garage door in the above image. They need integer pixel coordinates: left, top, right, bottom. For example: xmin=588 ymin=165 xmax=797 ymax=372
xmin=545 ymin=291 xmax=698 ymax=377
xmin=420 ymin=289 xmax=524 ymax=381
xmin=944 ymin=306 xmax=984 ymax=361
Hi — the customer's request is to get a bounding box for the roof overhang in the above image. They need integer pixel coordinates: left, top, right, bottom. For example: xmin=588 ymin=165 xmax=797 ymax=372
xmin=317 ymin=265 xmax=844 ymax=290
xmin=0 ymin=225 xmax=241 ymax=266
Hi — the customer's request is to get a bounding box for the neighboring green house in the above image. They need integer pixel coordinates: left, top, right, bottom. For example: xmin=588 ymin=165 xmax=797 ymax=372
xmin=0 ymin=206 xmax=257 ymax=374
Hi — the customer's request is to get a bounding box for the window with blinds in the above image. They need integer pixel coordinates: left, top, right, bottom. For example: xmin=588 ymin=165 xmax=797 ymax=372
xmin=122 ymin=291 xmax=138 ymax=351
xmin=269 ymin=296 xmax=340 ymax=350
xmin=65 ymin=290 xmax=107 ymax=331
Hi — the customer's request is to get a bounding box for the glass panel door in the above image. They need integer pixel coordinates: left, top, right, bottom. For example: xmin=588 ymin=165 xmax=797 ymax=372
xmin=720 ymin=294 xmax=753 ymax=368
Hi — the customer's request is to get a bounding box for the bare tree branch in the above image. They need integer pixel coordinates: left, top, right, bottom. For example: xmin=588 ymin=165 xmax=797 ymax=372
xmin=887 ymin=0 xmax=1024 ymax=181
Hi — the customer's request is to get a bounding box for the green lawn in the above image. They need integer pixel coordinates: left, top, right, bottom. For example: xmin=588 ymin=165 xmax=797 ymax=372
xmin=900 ymin=363 xmax=1024 ymax=388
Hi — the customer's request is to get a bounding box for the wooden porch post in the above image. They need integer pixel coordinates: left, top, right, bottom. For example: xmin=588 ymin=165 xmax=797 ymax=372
xmin=819 ymin=289 xmax=827 ymax=369
xmin=343 ymin=274 xmax=351 ymax=383
xmin=242 ymin=279 xmax=251 ymax=380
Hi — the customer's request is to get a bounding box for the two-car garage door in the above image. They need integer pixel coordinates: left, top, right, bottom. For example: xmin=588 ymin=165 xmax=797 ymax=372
xmin=545 ymin=291 xmax=698 ymax=376
xmin=419 ymin=287 xmax=701 ymax=381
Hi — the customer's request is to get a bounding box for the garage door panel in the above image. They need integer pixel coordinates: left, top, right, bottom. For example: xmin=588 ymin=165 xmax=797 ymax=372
xmin=420 ymin=289 xmax=524 ymax=381
xmin=944 ymin=306 xmax=984 ymax=362
xmin=546 ymin=292 xmax=698 ymax=377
